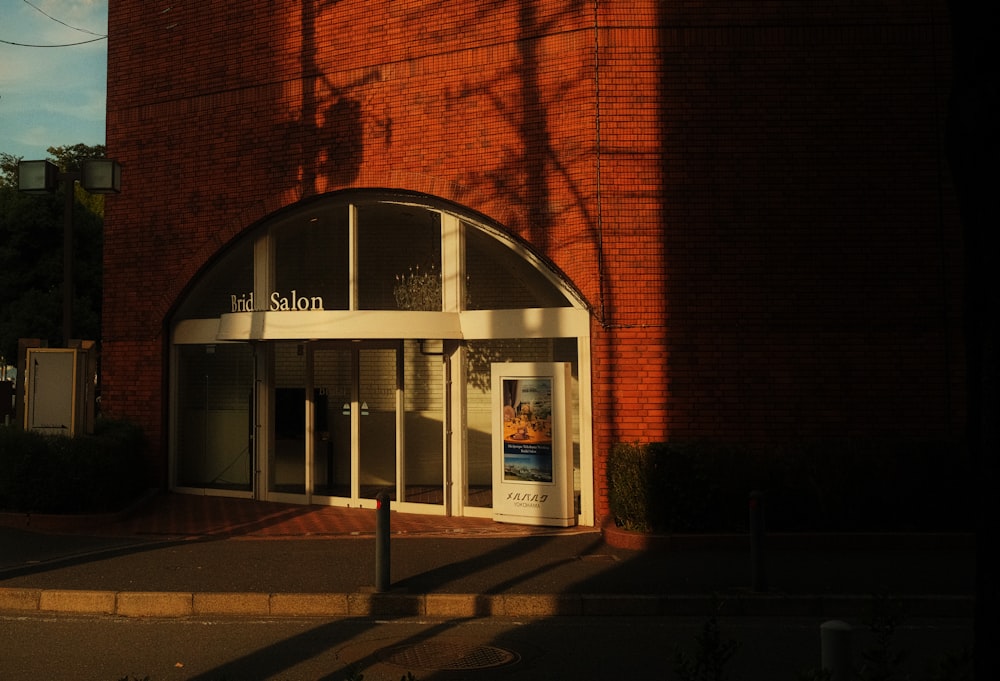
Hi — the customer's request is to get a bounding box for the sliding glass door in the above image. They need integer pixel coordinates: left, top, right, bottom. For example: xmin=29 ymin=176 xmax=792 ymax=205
xmin=265 ymin=341 xmax=444 ymax=509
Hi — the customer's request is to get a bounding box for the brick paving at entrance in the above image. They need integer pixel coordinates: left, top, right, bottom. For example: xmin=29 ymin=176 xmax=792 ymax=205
xmin=8 ymin=494 xmax=590 ymax=539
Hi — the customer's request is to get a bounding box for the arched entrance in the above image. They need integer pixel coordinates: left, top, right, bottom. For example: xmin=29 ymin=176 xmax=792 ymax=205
xmin=168 ymin=193 xmax=593 ymax=524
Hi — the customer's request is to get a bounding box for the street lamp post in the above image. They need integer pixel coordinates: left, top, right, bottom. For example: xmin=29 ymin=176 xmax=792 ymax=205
xmin=18 ymin=159 xmax=121 ymax=346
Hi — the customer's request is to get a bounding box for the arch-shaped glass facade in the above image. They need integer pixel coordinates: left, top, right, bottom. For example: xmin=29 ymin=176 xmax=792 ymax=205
xmin=169 ymin=194 xmax=593 ymax=523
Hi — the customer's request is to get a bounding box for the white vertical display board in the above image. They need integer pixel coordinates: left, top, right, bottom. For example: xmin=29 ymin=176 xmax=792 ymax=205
xmin=491 ymin=362 xmax=575 ymax=526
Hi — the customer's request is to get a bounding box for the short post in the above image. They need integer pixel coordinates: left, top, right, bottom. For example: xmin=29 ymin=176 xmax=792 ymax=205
xmin=375 ymin=490 xmax=391 ymax=592
xmin=821 ymin=620 xmax=853 ymax=681
xmin=749 ymin=490 xmax=767 ymax=592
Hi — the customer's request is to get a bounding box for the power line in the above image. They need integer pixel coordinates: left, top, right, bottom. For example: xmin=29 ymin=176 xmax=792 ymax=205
xmin=21 ymin=0 xmax=107 ymax=37
xmin=0 ymin=36 xmax=107 ymax=47
xmin=0 ymin=1 xmax=108 ymax=46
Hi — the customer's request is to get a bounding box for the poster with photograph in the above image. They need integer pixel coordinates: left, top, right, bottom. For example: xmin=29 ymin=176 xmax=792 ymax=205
xmin=501 ymin=377 xmax=553 ymax=483
xmin=491 ymin=362 xmax=575 ymax=527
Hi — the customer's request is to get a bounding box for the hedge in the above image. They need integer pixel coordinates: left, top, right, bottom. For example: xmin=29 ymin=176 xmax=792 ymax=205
xmin=0 ymin=419 xmax=148 ymax=514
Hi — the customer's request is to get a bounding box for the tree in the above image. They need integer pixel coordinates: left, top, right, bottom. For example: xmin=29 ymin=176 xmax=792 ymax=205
xmin=0 ymin=144 xmax=105 ymax=367
xmin=0 ymin=152 xmax=20 ymax=188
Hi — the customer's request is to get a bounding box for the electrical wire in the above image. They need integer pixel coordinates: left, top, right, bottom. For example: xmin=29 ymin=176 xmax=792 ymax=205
xmin=0 ymin=1 xmax=107 ymax=47
xmin=21 ymin=0 xmax=106 ymax=37
xmin=0 ymin=36 xmax=106 ymax=47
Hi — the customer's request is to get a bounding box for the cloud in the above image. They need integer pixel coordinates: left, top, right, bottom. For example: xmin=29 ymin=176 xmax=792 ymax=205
xmin=0 ymin=0 xmax=108 ymax=158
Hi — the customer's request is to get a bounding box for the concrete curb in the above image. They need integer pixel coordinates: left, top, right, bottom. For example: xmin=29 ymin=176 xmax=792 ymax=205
xmin=0 ymin=587 xmax=974 ymax=619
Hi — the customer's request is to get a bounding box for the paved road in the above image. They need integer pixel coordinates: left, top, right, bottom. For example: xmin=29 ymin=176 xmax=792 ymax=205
xmin=0 ymin=612 xmax=974 ymax=681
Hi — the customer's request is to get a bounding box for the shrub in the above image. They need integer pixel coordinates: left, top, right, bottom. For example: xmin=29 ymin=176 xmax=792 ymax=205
xmin=609 ymin=440 xmax=766 ymax=533
xmin=607 ymin=443 xmax=657 ymax=532
xmin=0 ymin=426 xmax=52 ymax=512
xmin=0 ymin=419 xmax=148 ymax=514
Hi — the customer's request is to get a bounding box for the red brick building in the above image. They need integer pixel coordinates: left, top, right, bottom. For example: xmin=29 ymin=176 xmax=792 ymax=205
xmin=102 ymin=1 xmax=962 ymax=525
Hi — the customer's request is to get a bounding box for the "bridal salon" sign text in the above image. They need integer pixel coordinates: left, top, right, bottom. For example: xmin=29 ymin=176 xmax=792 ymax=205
xmin=230 ymin=290 xmax=325 ymax=313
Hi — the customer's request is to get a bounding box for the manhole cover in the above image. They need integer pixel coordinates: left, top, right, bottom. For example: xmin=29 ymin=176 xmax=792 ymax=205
xmin=378 ymin=642 xmax=519 ymax=671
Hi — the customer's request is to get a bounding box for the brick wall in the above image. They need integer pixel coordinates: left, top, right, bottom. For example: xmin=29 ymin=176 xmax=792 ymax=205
xmin=651 ymin=1 xmax=963 ymax=442
xmin=104 ymin=1 xmax=962 ymax=518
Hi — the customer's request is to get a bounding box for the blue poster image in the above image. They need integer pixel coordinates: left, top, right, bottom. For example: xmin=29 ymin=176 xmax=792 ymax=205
xmin=501 ymin=377 xmax=553 ymax=482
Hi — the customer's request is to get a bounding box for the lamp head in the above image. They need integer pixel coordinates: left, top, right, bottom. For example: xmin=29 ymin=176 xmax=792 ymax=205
xmin=81 ymin=159 xmax=122 ymax=194
xmin=17 ymin=160 xmax=59 ymax=194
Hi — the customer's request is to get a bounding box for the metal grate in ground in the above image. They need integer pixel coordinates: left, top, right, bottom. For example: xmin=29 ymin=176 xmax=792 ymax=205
xmin=377 ymin=641 xmax=519 ymax=671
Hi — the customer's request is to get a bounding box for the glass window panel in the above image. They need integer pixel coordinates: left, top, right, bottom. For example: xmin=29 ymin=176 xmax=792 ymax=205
xmin=272 ymin=343 xmax=306 ymax=494
xmin=465 ymin=224 xmax=572 ymax=310
xmin=313 ymin=347 xmax=353 ymax=497
xmin=175 ymin=344 xmax=253 ymax=490
xmin=403 ymin=339 xmax=444 ymax=504
xmin=273 ymin=204 xmax=350 ymax=310
xmin=359 ymin=347 xmax=398 ymax=498
xmin=358 ymin=204 xmax=442 ymax=310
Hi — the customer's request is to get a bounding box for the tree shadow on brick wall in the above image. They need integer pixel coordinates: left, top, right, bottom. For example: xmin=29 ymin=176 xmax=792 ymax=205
xmin=444 ymin=0 xmax=597 ymax=279
xmin=272 ymin=0 xmax=375 ymax=198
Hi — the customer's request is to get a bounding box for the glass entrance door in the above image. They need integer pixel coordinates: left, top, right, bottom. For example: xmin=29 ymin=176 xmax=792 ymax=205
xmin=310 ymin=344 xmax=399 ymax=501
xmin=270 ymin=343 xmax=307 ymax=495
xmin=312 ymin=346 xmax=352 ymax=498
xmin=357 ymin=346 xmax=399 ymax=499
xmin=266 ymin=341 xmax=447 ymax=508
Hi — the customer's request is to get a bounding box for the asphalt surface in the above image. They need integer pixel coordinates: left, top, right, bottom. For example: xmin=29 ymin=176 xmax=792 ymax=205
xmin=0 ymin=496 xmax=976 ymax=620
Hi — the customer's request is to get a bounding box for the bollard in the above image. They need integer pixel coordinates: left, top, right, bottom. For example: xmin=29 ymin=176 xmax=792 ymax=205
xmin=375 ymin=490 xmax=391 ymax=592
xmin=821 ymin=620 xmax=853 ymax=681
xmin=749 ymin=490 xmax=767 ymax=592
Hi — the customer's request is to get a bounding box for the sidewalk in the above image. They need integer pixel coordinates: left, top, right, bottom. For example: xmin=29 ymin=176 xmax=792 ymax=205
xmin=0 ymin=494 xmax=976 ymax=619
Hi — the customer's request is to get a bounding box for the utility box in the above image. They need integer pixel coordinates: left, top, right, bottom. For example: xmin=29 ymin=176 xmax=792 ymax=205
xmin=23 ymin=345 xmax=96 ymax=437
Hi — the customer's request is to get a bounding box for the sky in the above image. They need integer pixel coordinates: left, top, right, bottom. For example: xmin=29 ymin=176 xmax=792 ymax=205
xmin=0 ymin=0 xmax=108 ymax=160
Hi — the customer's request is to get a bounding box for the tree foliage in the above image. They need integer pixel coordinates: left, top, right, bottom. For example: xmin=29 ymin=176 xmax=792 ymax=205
xmin=0 ymin=144 xmax=105 ymax=366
